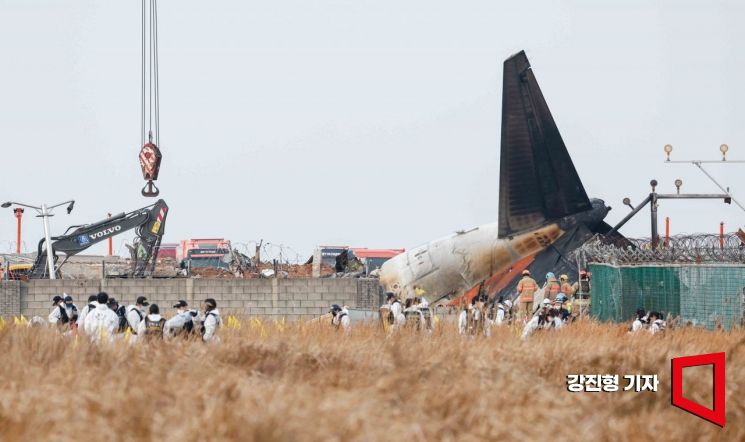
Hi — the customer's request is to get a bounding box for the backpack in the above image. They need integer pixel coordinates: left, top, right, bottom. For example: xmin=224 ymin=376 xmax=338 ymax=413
xmin=333 ymin=312 xmax=348 ymax=329
xmin=200 ymin=311 xmax=219 ymax=336
xmin=173 ymin=311 xmax=197 ymax=337
xmin=57 ymin=305 xmax=70 ymax=325
xmin=126 ymin=307 xmax=144 ymax=333
xmin=143 ymin=317 xmax=165 ymax=340
xmin=116 ymin=306 xmax=129 ymax=333
xmin=183 ymin=312 xmax=196 ymax=334
xmin=387 ymin=301 xmax=400 ymax=324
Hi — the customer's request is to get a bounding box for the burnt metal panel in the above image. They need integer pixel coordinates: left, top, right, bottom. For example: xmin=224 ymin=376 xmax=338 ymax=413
xmin=498 ymin=50 xmax=591 ymax=238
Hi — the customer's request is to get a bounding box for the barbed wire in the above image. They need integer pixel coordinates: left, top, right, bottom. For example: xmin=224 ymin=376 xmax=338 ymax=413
xmin=0 ymin=237 xmax=313 ymax=266
xmin=232 ymin=241 xmax=307 ymax=265
xmin=0 ymin=241 xmax=32 ymax=254
xmin=579 ymin=233 xmax=745 ymax=264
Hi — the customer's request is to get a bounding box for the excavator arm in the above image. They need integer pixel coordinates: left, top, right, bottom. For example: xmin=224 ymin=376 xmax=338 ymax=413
xmin=29 ymin=199 xmax=168 ymax=279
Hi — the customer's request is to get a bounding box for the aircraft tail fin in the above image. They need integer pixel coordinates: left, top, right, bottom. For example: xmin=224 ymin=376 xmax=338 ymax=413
xmin=498 ymin=50 xmax=591 ymax=238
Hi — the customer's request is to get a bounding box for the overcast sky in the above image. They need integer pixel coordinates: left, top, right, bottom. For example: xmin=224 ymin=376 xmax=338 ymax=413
xmin=0 ymin=0 xmax=743 ymax=262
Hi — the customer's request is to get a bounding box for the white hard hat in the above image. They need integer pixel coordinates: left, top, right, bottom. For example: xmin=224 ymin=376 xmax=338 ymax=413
xmin=542 ymin=298 xmax=552 ymax=305
xmin=504 ymin=300 xmax=513 ymax=308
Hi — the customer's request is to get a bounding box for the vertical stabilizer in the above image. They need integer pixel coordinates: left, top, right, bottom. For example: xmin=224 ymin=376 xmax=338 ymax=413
xmin=498 ymin=50 xmax=591 ymax=238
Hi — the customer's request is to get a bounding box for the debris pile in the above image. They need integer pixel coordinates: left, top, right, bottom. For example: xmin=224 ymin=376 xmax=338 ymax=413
xmin=242 ymin=262 xmax=336 ymax=279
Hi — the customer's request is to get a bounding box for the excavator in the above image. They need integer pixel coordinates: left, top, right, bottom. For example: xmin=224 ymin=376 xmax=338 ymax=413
xmin=28 ymin=200 xmax=168 ymax=279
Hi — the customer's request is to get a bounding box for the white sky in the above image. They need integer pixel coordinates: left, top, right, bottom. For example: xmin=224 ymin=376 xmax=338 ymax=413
xmin=0 ymin=0 xmax=743 ymax=262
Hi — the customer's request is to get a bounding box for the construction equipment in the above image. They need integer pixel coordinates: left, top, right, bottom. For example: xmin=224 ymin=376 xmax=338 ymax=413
xmin=5 ymin=263 xmax=33 ymax=281
xmin=28 ymin=200 xmax=169 ymax=279
xmin=139 ymin=0 xmax=163 ymax=197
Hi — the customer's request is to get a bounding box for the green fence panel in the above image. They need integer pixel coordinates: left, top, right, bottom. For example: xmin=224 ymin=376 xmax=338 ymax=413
xmin=589 ymin=263 xmax=745 ymax=330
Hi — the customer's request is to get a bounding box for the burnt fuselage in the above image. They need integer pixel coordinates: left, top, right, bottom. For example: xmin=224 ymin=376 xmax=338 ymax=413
xmin=379 ymin=200 xmax=609 ymax=300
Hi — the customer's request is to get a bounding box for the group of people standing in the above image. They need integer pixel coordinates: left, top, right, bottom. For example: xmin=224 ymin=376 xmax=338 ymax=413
xmin=378 ymin=292 xmax=433 ymax=332
xmin=46 ymin=292 xmax=223 ymax=343
xmin=630 ymin=308 xmax=667 ymax=335
xmin=453 ymin=270 xmax=582 ymax=338
xmin=515 ymin=270 xmax=579 ymax=320
xmin=457 ymin=296 xmax=513 ymax=337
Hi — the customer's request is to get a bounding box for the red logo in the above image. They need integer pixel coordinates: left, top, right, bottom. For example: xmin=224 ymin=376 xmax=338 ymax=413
xmin=671 ymin=352 xmax=726 ymax=427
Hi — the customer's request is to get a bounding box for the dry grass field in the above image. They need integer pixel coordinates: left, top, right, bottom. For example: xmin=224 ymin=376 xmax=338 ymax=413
xmin=0 ymin=319 xmax=742 ymax=442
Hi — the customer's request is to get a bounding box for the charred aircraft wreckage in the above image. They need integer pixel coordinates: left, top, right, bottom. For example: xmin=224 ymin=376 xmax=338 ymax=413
xmin=380 ymin=50 xmax=621 ymax=302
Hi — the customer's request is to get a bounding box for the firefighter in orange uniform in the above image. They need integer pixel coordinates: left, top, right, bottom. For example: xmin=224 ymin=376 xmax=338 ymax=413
xmin=543 ymin=272 xmax=561 ymax=301
xmin=517 ymin=270 xmax=539 ymax=320
xmin=559 ymin=274 xmax=575 ymax=312
xmin=559 ymin=275 xmax=574 ymax=298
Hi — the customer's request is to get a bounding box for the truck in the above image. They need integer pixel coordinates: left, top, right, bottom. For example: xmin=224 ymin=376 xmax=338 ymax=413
xmin=180 ymin=238 xmax=233 ymax=274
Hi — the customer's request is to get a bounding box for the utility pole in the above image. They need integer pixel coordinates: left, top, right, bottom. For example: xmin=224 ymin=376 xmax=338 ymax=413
xmin=40 ymin=203 xmax=55 ymax=278
xmin=108 ymin=213 xmax=113 ymax=256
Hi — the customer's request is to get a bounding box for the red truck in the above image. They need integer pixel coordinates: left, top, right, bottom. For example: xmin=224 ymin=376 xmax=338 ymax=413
xmin=180 ymin=238 xmax=232 ymax=272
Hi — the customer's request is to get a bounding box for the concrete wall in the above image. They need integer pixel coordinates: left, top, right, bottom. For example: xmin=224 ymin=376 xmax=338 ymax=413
xmin=0 ymin=280 xmax=21 ymax=317
xmin=0 ymin=278 xmax=383 ymax=320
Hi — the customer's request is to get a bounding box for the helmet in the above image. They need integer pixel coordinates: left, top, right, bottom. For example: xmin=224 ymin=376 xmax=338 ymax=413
xmin=542 ymin=298 xmax=552 ymax=306
xmin=546 ymin=272 xmax=555 ymax=280
xmin=560 ymin=274 xmax=568 ymax=281
xmin=522 ymin=269 xmax=530 ymax=276
xmin=504 ymin=300 xmax=513 ymax=308
xmin=329 ymin=304 xmax=341 ymax=314
xmin=556 ymin=294 xmax=567 ymax=303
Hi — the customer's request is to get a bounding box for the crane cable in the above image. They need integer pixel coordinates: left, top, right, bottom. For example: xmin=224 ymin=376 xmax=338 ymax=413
xmin=142 ymin=0 xmax=160 ymax=146
xmin=139 ymin=0 xmax=163 ymax=197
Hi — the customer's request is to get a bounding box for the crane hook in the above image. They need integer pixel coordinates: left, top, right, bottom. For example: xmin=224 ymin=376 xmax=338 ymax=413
xmin=142 ymin=180 xmax=160 ymax=197
xmin=139 ymin=141 xmax=162 ymax=197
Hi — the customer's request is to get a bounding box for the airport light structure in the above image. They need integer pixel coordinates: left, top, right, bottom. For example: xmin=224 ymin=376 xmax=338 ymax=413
xmin=0 ymin=199 xmax=75 ymax=279
xmin=663 ymin=143 xmax=745 ymax=213
xmin=609 ymin=145 xmax=740 ymax=247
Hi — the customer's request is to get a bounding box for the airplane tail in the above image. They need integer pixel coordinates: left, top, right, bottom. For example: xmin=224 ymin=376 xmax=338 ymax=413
xmin=498 ymin=50 xmax=591 ymax=238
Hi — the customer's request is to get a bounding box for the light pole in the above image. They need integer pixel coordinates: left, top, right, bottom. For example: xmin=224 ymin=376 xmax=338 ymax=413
xmin=1 ymin=199 xmax=75 ymax=279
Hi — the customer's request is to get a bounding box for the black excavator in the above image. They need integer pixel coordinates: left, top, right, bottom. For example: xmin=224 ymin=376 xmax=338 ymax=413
xmin=29 ymin=199 xmax=169 ymax=279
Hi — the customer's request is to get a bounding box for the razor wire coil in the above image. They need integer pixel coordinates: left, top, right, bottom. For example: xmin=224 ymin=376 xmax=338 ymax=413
xmin=580 ymin=234 xmax=745 ymax=264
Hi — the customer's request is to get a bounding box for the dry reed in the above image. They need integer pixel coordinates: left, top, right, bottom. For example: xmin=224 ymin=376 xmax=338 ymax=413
xmin=0 ymin=318 xmax=742 ymax=442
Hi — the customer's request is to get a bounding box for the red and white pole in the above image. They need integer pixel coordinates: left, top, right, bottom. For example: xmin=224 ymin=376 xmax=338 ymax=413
xmin=14 ymin=208 xmax=23 ymax=254
xmin=719 ymin=222 xmax=725 ymax=250
xmin=664 ymin=217 xmax=670 ymax=247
